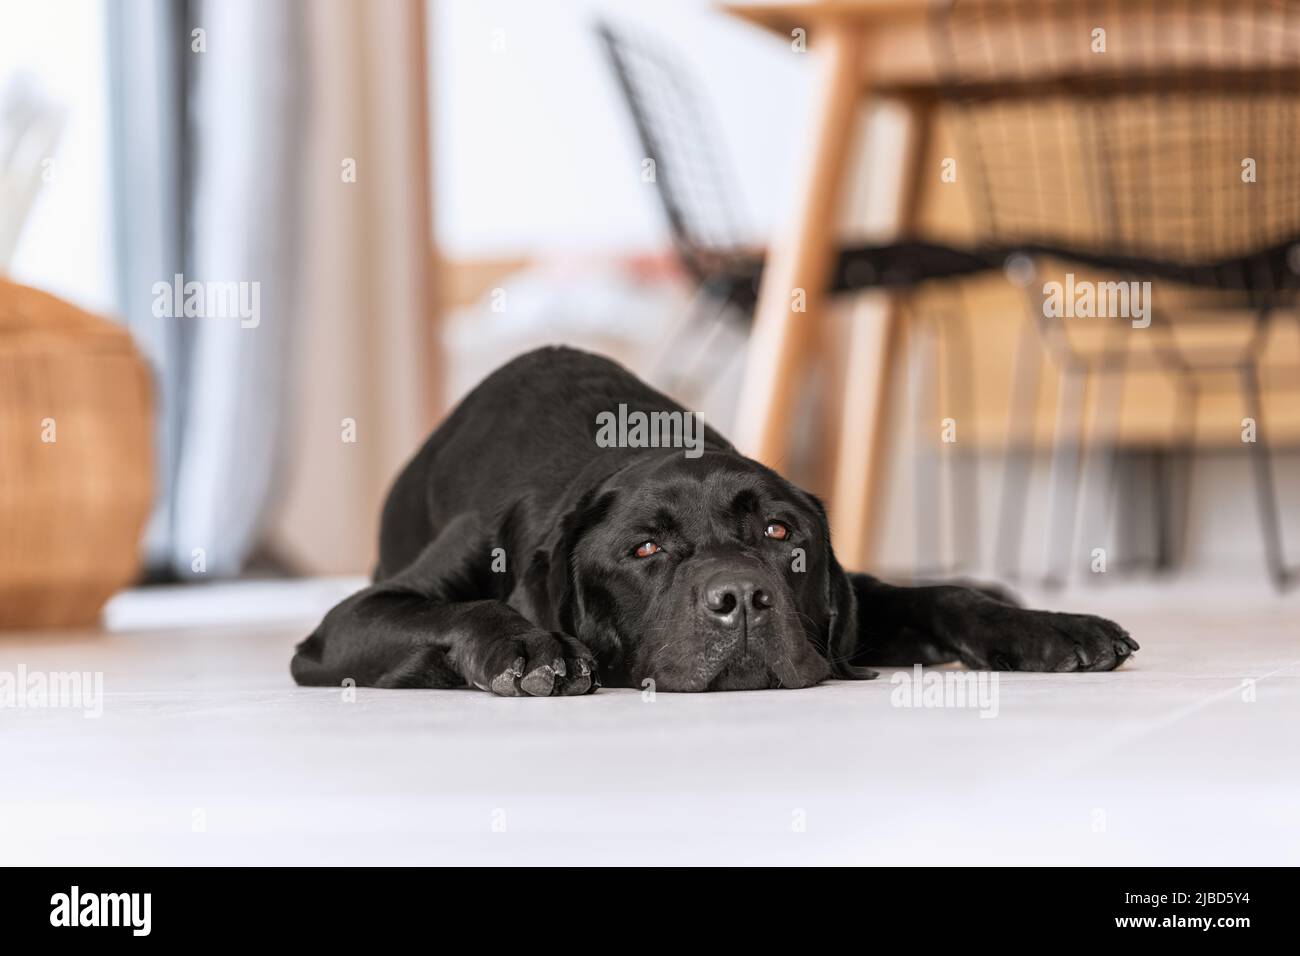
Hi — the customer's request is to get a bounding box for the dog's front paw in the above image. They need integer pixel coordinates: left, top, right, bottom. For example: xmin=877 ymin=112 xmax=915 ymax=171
xmin=966 ymin=608 xmax=1139 ymax=672
xmin=474 ymin=630 xmax=599 ymax=697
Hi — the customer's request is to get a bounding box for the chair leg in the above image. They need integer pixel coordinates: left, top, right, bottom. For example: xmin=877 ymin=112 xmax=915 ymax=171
xmin=943 ymin=307 xmax=980 ymax=572
xmin=996 ymin=318 xmax=1043 ymax=580
xmin=1076 ymin=329 xmax=1128 ymax=583
xmin=1240 ymin=362 xmax=1295 ymax=591
xmin=909 ymin=306 xmax=981 ymax=579
xmin=1043 ymin=365 xmax=1087 ymax=589
xmin=909 ymin=315 xmax=942 ymax=575
xmin=651 ymin=280 xmax=723 ymax=388
xmin=1113 ymin=451 xmax=1157 ymax=572
xmin=1158 ymin=379 xmax=1199 ymax=572
xmin=676 ymin=297 xmax=744 ymax=406
xmin=658 ymin=278 xmax=755 ymax=409
xmin=1151 ymin=451 xmax=1177 ymax=571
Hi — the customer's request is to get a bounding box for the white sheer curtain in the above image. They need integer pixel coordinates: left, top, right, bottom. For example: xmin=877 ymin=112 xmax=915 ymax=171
xmin=109 ymin=0 xmax=436 ymax=579
xmin=171 ymin=0 xmax=307 ymax=577
xmin=109 ymin=0 xmax=307 ymax=579
xmin=108 ymin=0 xmax=191 ymax=575
xmin=267 ymin=0 xmax=438 ymax=576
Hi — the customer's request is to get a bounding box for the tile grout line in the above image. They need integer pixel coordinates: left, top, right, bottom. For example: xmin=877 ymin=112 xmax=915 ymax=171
xmin=1043 ymin=658 xmax=1300 ymax=779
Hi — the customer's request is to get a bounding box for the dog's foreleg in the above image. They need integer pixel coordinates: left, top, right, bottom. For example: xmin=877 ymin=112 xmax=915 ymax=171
xmin=290 ymin=518 xmax=598 ymax=695
xmin=291 ymin=588 xmax=595 ymax=694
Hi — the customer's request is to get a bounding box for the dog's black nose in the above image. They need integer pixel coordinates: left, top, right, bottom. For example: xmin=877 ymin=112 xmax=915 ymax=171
xmin=702 ymin=571 xmax=772 ymax=627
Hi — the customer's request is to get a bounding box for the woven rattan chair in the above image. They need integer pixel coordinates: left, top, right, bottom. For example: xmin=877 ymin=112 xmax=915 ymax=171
xmin=928 ymin=0 xmax=1300 ymax=588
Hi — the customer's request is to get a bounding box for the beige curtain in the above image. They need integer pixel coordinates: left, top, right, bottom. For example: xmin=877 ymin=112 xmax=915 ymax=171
xmin=269 ymin=0 xmax=438 ymax=575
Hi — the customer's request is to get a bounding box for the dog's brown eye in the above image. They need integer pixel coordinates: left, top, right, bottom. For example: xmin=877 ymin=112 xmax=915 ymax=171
xmin=634 ymin=541 xmax=662 ymax=558
xmin=764 ymin=521 xmax=790 ymax=541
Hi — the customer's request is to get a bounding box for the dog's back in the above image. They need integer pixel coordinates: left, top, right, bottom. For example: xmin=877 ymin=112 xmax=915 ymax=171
xmin=375 ymin=346 xmax=727 ymax=580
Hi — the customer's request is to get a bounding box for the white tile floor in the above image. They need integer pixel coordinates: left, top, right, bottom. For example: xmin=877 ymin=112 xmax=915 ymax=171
xmin=1 ymin=577 xmax=1296 ymax=865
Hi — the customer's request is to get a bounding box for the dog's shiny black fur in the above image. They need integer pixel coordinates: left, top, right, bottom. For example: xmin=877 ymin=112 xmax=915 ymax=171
xmin=292 ymin=346 xmax=1137 ymax=694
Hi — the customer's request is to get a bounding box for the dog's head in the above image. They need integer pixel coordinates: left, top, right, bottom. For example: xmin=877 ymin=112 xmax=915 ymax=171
xmin=518 ymin=450 xmax=860 ymax=691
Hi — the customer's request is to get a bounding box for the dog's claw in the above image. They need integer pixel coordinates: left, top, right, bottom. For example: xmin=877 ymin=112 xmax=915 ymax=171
xmin=490 ymin=669 xmax=522 ymax=696
xmin=480 ymin=633 xmax=598 ymax=697
xmin=560 ymin=658 xmax=597 ymax=695
xmin=553 ymin=657 xmax=596 ymax=696
xmin=560 ymin=674 xmax=592 ymax=696
xmin=520 ymin=664 xmax=556 ymax=697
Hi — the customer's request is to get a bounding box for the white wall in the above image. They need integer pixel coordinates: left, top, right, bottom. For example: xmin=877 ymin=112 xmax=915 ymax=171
xmin=431 ymin=0 xmax=811 ymax=257
xmin=0 ymin=0 xmax=115 ymax=315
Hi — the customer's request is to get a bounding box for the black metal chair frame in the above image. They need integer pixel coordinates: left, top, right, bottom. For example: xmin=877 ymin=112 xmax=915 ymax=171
xmin=928 ymin=0 xmax=1300 ymax=590
xmin=597 ymin=7 xmax=1300 ymax=588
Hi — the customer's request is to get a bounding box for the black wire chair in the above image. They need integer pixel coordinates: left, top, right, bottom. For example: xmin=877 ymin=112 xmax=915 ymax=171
xmin=598 ymin=7 xmax=1300 ymax=588
xmin=594 ymin=19 xmax=999 ymax=393
xmin=926 ymin=0 xmax=1300 ymax=589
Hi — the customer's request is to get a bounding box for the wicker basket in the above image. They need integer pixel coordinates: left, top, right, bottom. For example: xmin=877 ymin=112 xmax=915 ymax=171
xmin=0 ymin=278 xmax=153 ymax=628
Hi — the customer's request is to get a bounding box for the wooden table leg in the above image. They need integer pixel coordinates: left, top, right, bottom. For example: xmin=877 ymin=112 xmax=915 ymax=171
xmin=829 ymin=100 xmax=932 ymax=572
xmin=733 ymin=26 xmax=863 ymax=468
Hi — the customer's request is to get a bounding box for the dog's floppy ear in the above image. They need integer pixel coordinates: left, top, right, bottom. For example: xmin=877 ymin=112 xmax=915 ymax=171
xmin=825 ymin=553 xmax=878 ymax=680
xmin=516 ymin=509 xmax=580 ymax=633
xmin=799 ymin=488 xmax=877 ymax=680
xmin=515 ymin=484 xmax=614 ymax=634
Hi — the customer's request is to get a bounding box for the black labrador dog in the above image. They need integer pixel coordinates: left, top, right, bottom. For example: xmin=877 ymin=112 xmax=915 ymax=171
xmin=292 ymin=346 xmax=1136 ymax=695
